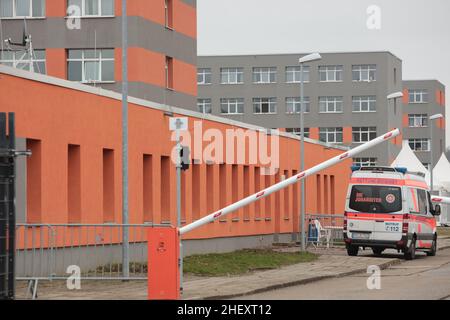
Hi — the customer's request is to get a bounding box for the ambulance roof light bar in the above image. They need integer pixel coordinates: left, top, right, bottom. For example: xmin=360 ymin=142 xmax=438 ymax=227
xmin=180 ymin=128 xmax=401 ymax=236
xmin=351 ymin=166 xmax=406 ymax=173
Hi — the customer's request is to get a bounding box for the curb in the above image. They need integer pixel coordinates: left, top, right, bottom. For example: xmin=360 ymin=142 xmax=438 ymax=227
xmin=188 ymin=258 xmax=402 ymax=300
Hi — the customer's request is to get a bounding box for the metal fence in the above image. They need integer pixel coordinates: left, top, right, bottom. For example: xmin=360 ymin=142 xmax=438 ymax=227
xmin=306 ymin=214 xmax=345 ymax=247
xmin=15 ymin=223 xmax=170 ymax=281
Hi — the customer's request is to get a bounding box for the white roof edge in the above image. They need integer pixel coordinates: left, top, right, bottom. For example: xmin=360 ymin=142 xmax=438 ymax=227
xmin=198 ymin=50 xmax=402 ymax=61
xmin=0 ymin=65 xmax=349 ymax=151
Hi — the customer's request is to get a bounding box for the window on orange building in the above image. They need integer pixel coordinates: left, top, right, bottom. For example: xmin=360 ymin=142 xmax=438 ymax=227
xmin=67 ymin=0 xmax=114 ymax=17
xmin=143 ymin=154 xmax=153 ymax=223
xmin=165 ymin=56 xmax=173 ymax=89
xmin=26 ymin=139 xmax=42 ymax=223
xmin=0 ymin=0 xmax=45 ymax=18
xmin=102 ymin=148 xmax=115 ymax=223
xmin=160 ymin=156 xmax=171 ymax=223
xmin=67 ymin=49 xmax=114 ymax=83
xmin=68 ymin=144 xmax=81 ymax=223
xmin=165 ymin=0 xmax=173 ymax=29
xmin=243 ymin=165 xmax=250 ymax=220
xmin=192 ymin=162 xmax=200 ymax=221
xmin=0 ymin=49 xmax=46 ymax=74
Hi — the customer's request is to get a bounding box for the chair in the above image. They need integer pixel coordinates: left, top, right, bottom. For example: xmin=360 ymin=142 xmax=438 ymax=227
xmin=314 ymin=219 xmax=331 ymax=248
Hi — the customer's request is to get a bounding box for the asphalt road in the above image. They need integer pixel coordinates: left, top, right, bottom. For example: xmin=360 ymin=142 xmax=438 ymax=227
xmin=233 ymin=248 xmax=450 ymax=300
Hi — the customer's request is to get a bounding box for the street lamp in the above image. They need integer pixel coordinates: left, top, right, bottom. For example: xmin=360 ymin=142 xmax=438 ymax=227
xmin=387 ymin=91 xmax=403 ymax=115
xmin=298 ymin=53 xmax=321 ymax=251
xmin=386 ymin=92 xmax=403 ymax=165
xmin=429 ymin=113 xmax=444 ymax=193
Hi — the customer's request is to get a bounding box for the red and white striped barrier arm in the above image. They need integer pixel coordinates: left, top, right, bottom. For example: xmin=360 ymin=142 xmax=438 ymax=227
xmin=179 ymin=129 xmax=400 ymax=235
xmin=431 ymin=196 xmax=450 ymax=205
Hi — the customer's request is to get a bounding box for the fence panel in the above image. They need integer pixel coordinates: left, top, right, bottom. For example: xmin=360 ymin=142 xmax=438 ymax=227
xmin=15 ymin=223 xmax=170 ymax=280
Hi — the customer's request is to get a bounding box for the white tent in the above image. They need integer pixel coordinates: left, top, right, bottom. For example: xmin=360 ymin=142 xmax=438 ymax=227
xmin=433 ymin=154 xmax=450 ymax=226
xmin=391 ymin=140 xmax=430 ymax=185
xmin=433 ymin=153 xmax=450 ymax=191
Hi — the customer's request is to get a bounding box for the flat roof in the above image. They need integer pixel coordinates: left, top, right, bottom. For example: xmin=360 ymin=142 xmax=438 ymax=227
xmin=198 ymin=51 xmax=403 ymax=61
xmin=403 ymin=79 xmax=446 ymax=87
xmin=0 ymin=64 xmax=349 ymax=151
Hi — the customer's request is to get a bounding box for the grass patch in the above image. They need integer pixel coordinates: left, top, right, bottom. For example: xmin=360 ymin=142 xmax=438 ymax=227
xmin=183 ymin=249 xmax=317 ymax=276
xmin=438 ymin=227 xmax=450 ymax=237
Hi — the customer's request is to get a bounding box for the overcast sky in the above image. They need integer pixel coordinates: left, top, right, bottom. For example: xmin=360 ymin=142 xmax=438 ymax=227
xmin=197 ymin=0 xmax=450 ymax=148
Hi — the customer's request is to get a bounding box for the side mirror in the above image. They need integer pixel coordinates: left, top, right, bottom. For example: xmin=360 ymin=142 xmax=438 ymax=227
xmin=433 ymin=204 xmax=441 ymax=216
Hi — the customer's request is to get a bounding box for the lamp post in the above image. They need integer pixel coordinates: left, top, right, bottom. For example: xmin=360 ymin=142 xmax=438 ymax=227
xmin=429 ymin=113 xmax=444 ymax=193
xmin=386 ymin=92 xmax=403 ymax=165
xmin=298 ymin=53 xmax=321 ymax=251
xmin=121 ymin=0 xmax=129 ymax=278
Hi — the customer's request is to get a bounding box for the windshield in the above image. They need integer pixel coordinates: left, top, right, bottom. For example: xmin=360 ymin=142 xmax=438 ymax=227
xmin=349 ymin=185 xmax=402 ymax=213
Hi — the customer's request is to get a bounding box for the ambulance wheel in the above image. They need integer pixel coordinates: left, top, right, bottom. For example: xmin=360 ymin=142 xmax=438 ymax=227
xmin=426 ymin=236 xmax=437 ymax=257
xmin=372 ymin=247 xmax=384 ymax=256
xmin=404 ymin=238 xmax=416 ymax=260
xmin=347 ymin=245 xmax=359 ymax=256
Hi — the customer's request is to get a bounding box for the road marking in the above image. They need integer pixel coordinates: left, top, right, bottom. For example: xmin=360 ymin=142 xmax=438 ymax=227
xmin=389 ymin=266 xmax=433 ymax=269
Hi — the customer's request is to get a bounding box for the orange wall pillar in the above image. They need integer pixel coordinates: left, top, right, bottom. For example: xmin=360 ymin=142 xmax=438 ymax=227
xmin=46 ymin=49 xmax=67 ymax=79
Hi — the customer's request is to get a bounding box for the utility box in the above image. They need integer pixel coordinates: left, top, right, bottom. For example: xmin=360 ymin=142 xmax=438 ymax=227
xmin=147 ymin=227 xmax=180 ymax=300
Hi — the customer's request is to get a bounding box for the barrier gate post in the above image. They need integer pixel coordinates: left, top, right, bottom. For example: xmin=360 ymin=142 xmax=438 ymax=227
xmin=148 ymin=227 xmax=180 ymax=300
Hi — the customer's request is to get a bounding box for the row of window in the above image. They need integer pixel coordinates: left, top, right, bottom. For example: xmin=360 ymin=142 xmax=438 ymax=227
xmin=335 ymin=157 xmax=430 ymax=168
xmin=0 ymin=0 xmax=115 ymax=18
xmin=408 ymin=114 xmax=429 ymax=128
xmin=408 ymin=138 xmax=430 ymax=152
xmin=285 ymin=127 xmax=377 ymax=144
xmin=197 ymin=96 xmax=378 ymax=115
xmin=0 ymin=48 xmax=179 ymax=87
xmin=197 ymin=64 xmax=377 ymax=85
xmin=408 ymin=90 xmax=429 ymax=103
xmin=316 ymin=127 xmax=377 ymax=144
xmin=285 ymin=127 xmax=431 ymax=151
xmin=0 ymin=0 xmax=175 ymax=29
xmin=0 ymin=49 xmax=46 ymax=74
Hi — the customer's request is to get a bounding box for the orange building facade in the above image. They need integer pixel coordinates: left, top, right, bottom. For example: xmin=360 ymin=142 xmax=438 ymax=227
xmin=0 ymin=65 xmax=352 ymax=243
xmin=0 ymin=0 xmax=197 ymax=109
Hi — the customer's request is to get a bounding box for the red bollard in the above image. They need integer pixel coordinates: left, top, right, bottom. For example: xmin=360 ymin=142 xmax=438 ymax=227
xmin=147 ymin=227 xmax=180 ymax=300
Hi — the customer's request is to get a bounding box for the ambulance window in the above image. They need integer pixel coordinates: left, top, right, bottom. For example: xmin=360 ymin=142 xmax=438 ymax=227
xmin=407 ymin=188 xmax=419 ymax=213
xmin=408 ymin=188 xmax=428 ymax=215
xmin=417 ymin=189 xmax=428 ymax=215
xmin=349 ymin=185 xmax=402 ymax=213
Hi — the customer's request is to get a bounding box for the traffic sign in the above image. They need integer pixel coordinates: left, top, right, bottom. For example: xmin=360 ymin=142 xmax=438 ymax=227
xmin=169 ymin=117 xmax=188 ymax=131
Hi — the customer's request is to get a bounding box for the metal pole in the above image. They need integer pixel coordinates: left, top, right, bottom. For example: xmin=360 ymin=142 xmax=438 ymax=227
xmin=176 ymin=130 xmax=183 ymax=292
xmin=300 ymin=63 xmax=306 ymax=251
xmin=180 ymin=129 xmax=400 ymax=235
xmin=430 ymin=120 xmax=434 ymax=193
xmin=121 ymin=0 xmax=129 ymax=278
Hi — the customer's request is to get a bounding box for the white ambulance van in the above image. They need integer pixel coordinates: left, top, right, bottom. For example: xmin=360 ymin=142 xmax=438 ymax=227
xmin=344 ymin=166 xmax=441 ymax=260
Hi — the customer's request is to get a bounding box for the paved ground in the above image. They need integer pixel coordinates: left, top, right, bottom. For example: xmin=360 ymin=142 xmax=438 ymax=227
xmin=235 ymin=247 xmax=450 ymax=300
xmin=15 ymin=237 xmax=450 ymax=300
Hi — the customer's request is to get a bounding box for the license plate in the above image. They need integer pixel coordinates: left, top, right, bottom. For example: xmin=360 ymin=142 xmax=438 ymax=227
xmin=352 ymin=232 xmax=370 ymax=240
xmin=385 ymin=222 xmax=400 ymax=232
